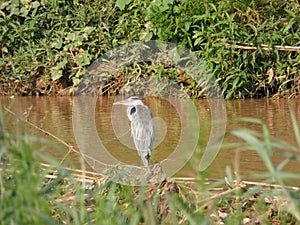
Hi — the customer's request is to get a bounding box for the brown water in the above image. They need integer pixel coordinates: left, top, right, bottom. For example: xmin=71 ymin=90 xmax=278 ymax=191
xmin=1 ymin=96 xmax=299 ymax=184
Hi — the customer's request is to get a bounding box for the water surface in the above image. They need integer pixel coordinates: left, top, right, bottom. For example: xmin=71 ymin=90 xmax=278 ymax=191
xmin=1 ymin=96 xmax=299 ymax=184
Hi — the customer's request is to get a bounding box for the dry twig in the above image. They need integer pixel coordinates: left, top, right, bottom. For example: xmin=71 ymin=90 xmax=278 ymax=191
xmin=225 ymin=41 xmax=300 ymax=51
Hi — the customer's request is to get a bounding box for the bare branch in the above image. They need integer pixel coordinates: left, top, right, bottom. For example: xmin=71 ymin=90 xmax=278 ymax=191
xmin=225 ymin=41 xmax=300 ymax=51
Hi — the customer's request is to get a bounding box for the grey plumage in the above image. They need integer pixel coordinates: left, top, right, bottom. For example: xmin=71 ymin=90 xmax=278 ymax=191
xmin=113 ymin=96 xmax=155 ymax=166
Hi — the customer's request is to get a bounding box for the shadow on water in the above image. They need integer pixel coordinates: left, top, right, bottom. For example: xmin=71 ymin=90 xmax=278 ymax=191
xmin=0 ymin=96 xmax=299 ymax=184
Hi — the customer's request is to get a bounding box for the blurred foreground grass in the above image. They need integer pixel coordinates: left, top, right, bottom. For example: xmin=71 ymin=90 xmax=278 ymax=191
xmin=0 ymin=105 xmax=299 ymax=225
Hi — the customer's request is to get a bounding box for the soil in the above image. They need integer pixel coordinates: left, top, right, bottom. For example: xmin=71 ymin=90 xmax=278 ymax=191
xmin=1 ymin=72 xmax=300 ymax=98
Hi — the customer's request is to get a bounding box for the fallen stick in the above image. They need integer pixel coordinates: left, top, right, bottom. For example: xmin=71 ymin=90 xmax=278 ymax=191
xmin=174 ymin=177 xmax=300 ymax=191
xmin=224 ymin=42 xmax=300 ymax=51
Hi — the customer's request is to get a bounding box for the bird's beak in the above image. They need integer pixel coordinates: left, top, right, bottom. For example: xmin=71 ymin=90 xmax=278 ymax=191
xmin=113 ymin=98 xmax=129 ymax=105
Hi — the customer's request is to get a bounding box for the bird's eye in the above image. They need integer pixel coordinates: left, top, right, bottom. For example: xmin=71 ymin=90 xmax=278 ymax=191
xmin=130 ymin=106 xmax=136 ymax=115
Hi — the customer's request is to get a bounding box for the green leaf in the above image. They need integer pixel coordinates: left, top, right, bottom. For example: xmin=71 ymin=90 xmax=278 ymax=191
xmin=51 ymin=69 xmax=63 ymax=81
xmin=51 ymin=59 xmax=67 ymax=81
xmin=140 ymin=30 xmax=153 ymax=41
xmin=116 ymin=0 xmax=132 ymax=10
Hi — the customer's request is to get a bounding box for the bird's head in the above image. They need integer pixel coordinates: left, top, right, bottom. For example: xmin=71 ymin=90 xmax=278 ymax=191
xmin=113 ymin=96 xmax=144 ymax=106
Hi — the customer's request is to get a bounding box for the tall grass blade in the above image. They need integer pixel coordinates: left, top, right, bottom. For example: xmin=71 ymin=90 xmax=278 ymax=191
xmin=232 ymin=129 xmax=275 ymax=174
xmin=289 ymin=103 xmax=300 ymax=150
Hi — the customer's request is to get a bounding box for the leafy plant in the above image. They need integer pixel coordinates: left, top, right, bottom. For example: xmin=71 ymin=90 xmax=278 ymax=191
xmin=0 ymin=0 xmax=299 ymax=97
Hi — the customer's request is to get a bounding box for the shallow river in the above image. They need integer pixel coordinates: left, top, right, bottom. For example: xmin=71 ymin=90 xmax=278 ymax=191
xmin=1 ymin=96 xmax=299 ymax=185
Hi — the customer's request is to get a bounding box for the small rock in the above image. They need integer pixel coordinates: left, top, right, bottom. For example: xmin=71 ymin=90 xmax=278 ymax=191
xmin=210 ymin=213 xmax=217 ymax=221
xmin=218 ymin=211 xmax=228 ymax=220
xmin=264 ymin=197 xmax=272 ymax=204
xmin=242 ymin=217 xmax=251 ymax=224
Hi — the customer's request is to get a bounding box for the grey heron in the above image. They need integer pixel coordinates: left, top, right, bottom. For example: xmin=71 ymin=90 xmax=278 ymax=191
xmin=113 ymin=96 xmax=155 ymax=167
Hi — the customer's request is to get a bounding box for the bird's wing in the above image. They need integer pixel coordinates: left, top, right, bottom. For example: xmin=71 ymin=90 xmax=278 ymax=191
xmin=131 ymin=105 xmax=154 ymax=157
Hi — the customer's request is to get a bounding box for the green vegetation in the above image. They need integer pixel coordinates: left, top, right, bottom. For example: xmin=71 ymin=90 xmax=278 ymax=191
xmin=0 ymin=0 xmax=299 ymax=98
xmin=1 ymin=1 xmax=299 ymax=223
xmin=1 ymin=104 xmax=300 ymax=224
